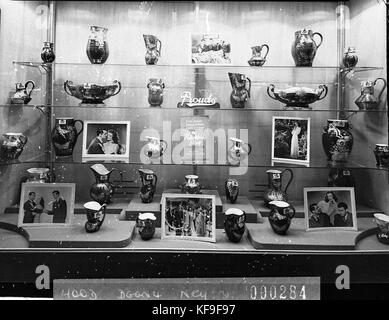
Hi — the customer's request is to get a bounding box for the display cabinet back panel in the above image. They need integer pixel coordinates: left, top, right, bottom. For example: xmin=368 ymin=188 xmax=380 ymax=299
xmin=55 ymin=1 xmax=338 ymax=66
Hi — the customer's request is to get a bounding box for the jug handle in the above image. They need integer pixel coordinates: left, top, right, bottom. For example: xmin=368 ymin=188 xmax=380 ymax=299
xmin=25 ymin=81 xmax=35 ymax=97
xmin=112 ymin=80 xmax=122 ymax=96
xmin=317 ymin=84 xmax=328 ymax=101
xmin=110 ymin=168 xmax=124 ymax=189
xmin=20 ymin=134 xmax=28 ymax=146
xmin=99 ymin=203 xmax=107 ymax=226
xmin=64 ymin=80 xmax=73 ymax=96
xmin=157 ymin=39 xmax=162 ymax=56
xmin=160 ymin=139 xmax=168 ymax=154
xmin=153 ymin=173 xmax=158 ymax=186
xmin=246 ymin=77 xmax=251 ymax=98
xmin=281 ymin=168 xmax=294 ymax=194
xmin=74 ymin=120 xmax=84 ymax=138
xmin=373 ymin=77 xmax=387 ymax=102
xmin=242 ymin=211 xmax=247 ymax=223
xmin=261 ymin=44 xmax=270 ymax=60
xmin=287 ymin=205 xmax=296 ymax=219
xmin=312 ymin=32 xmax=323 ymax=48
xmin=267 ymin=84 xmax=277 ymax=101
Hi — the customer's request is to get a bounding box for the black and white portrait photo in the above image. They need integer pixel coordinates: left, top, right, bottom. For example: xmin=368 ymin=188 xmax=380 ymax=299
xmin=191 ymin=34 xmax=232 ymax=65
xmin=82 ymin=121 xmax=130 ymax=162
xmin=304 ymin=187 xmax=357 ymax=231
xmin=272 ymin=116 xmax=310 ymax=165
xmin=161 ymin=194 xmax=216 ymax=243
xmin=18 ymin=183 xmax=75 ymax=227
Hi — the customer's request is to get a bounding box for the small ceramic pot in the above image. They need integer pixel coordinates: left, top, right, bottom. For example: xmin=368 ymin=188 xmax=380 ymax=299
xmin=136 ymin=212 xmax=156 ymax=240
xmin=268 ymin=200 xmax=295 ymax=235
xmin=84 ymin=201 xmax=106 ymax=233
xmin=224 ymin=208 xmax=246 ymax=243
xmin=374 ymin=213 xmax=389 ymax=244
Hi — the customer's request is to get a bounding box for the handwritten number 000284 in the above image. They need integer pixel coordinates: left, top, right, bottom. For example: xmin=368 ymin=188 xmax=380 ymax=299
xmin=249 ymin=285 xmax=306 ymax=300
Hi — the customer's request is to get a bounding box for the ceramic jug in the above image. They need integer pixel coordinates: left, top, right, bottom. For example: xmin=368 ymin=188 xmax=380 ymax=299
xmin=228 ymin=138 xmax=252 ymax=162
xmin=374 ymin=144 xmax=389 ymax=168
xmin=343 ymin=46 xmax=358 ymax=68
xmin=248 ymin=44 xmax=269 ymax=66
xmin=374 ymin=213 xmax=389 ymax=245
xmin=355 ymin=78 xmax=387 ymax=110
xmin=147 ymin=78 xmax=165 ymax=107
xmin=225 ymin=178 xmax=239 ymax=204
xmin=138 ymin=169 xmax=157 ymax=203
xmin=268 ymin=200 xmax=296 ymax=235
xmin=26 ymin=168 xmax=55 ymax=183
xmin=84 ymin=201 xmax=106 ymax=233
xmin=143 ymin=34 xmax=161 ymax=65
xmin=224 ymin=208 xmax=246 ymax=243
xmin=322 ymin=119 xmax=353 ymax=162
xmin=264 ymin=169 xmax=294 ymax=207
xmin=86 ymin=26 xmax=109 ymax=64
xmin=228 ymin=72 xmax=251 ymax=108
xmin=182 ymin=175 xmax=201 ymax=194
xmin=41 ymin=42 xmax=55 ymax=63
xmin=144 ymin=136 xmax=168 ymax=159
xmin=1 ymin=133 xmax=28 ymax=160
xmin=328 ymin=168 xmax=355 ymax=187
xmin=136 ymin=212 xmax=157 ymax=240
xmin=89 ymin=164 xmax=123 ymax=204
xmin=291 ymin=28 xmax=323 ymax=67
xmin=52 ymin=117 xmax=83 ymax=157
xmin=11 ymin=81 xmax=35 ymax=105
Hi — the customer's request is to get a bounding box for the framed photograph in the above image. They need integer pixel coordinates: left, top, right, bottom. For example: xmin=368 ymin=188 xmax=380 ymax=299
xmin=161 ymin=193 xmax=216 ymax=243
xmin=304 ymin=187 xmax=357 ymax=231
xmin=191 ymin=34 xmax=232 ymax=65
xmin=82 ymin=121 xmax=130 ymax=162
xmin=18 ymin=183 xmax=75 ymax=227
xmin=271 ymin=116 xmax=310 ymax=166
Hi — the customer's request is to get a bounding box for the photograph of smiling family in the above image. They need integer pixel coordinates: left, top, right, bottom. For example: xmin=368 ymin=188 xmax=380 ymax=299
xmin=304 ymin=187 xmax=357 ymax=231
xmin=82 ymin=121 xmax=130 ymax=162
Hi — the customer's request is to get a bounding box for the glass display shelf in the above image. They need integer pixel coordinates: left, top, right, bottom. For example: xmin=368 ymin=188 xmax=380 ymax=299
xmin=0 ymin=104 xmax=386 ymax=113
xmin=12 ymin=61 xmax=384 ymax=72
xmin=1 ymin=158 xmax=387 ymax=171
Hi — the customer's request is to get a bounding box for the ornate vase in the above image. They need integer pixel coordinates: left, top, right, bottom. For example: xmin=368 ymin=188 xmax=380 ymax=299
xmin=90 ymin=164 xmax=122 ymax=204
xmin=11 ymin=81 xmax=35 ymax=105
xmin=52 ymin=118 xmax=83 ymax=157
xmin=248 ymin=44 xmax=269 ymax=66
xmin=144 ymin=136 xmax=168 ymax=159
xmin=1 ymin=133 xmax=28 ymax=160
xmin=136 ymin=212 xmax=156 ymax=240
xmin=26 ymin=168 xmax=55 ymax=183
xmin=228 ymin=138 xmax=251 ymax=162
xmin=264 ymin=169 xmax=294 ymax=207
xmin=143 ymin=34 xmax=161 ymax=65
xmin=147 ymin=78 xmax=165 ymax=107
xmin=225 ymin=178 xmax=239 ymax=204
xmin=268 ymin=200 xmax=296 ymax=235
xmin=343 ymin=46 xmax=358 ymax=68
xmin=355 ymin=78 xmax=386 ymax=110
xmin=182 ymin=175 xmax=201 ymax=194
xmin=374 ymin=144 xmax=389 ymax=168
xmin=84 ymin=201 xmax=106 ymax=233
xmin=224 ymin=208 xmax=246 ymax=243
xmin=86 ymin=26 xmax=109 ymax=64
xmin=139 ymin=169 xmax=157 ymax=203
xmin=41 ymin=42 xmax=55 ymax=63
xmin=322 ymin=119 xmax=353 ymax=162
xmin=228 ymin=72 xmax=251 ymax=108
xmin=291 ymin=28 xmax=323 ymax=67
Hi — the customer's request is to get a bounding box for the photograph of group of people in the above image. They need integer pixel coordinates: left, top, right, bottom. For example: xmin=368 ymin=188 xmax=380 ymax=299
xmin=18 ymin=183 xmax=75 ymax=227
xmin=161 ymin=194 xmax=216 ymax=243
xmin=82 ymin=121 xmax=130 ymax=162
xmin=272 ymin=116 xmax=310 ymax=166
xmin=304 ymin=187 xmax=357 ymax=231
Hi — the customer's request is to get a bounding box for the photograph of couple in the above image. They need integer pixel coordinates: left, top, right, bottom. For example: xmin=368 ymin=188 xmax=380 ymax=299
xmin=272 ymin=117 xmax=310 ymax=165
xmin=304 ymin=187 xmax=357 ymax=231
xmin=82 ymin=121 xmax=130 ymax=162
xmin=18 ymin=183 xmax=75 ymax=226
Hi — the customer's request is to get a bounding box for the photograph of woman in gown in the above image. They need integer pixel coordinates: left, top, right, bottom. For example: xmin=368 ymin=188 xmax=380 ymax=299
xmin=103 ymin=129 xmax=125 ymax=155
xmin=272 ymin=117 xmax=310 ymax=165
